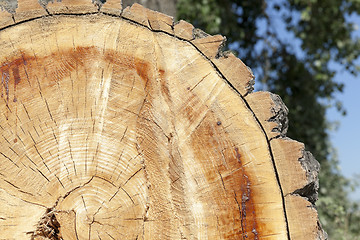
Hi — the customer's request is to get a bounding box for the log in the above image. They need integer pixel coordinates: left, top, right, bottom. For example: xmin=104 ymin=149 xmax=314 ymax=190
xmin=0 ymin=1 xmax=326 ymax=239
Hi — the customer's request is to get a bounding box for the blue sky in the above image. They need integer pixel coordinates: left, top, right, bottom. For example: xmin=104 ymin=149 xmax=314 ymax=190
xmin=327 ymin=13 xmax=360 ymax=200
xmin=328 ymin=69 xmax=360 ymax=200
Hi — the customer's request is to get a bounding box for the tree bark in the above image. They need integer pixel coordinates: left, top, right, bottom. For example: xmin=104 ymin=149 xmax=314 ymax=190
xmin=0 ymin=1 xmax=326 ymax=239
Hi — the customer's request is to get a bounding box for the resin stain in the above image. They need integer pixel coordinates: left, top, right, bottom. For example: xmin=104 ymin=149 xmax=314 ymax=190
xmin=190 ymin=112 xmax=259 ymax=239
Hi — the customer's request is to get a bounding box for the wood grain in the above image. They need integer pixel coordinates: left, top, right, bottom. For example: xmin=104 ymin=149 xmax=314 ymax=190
xmin=0 ymin=1 xmax=325 ymax=239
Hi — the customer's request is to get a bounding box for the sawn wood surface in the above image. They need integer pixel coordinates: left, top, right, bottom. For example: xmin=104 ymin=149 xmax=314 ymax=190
xmin=0 ymin=1 xmax=326 ymax=239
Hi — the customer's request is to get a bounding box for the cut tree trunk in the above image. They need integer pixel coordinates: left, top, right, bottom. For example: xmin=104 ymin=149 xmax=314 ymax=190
xmin=0 ymin=1 xmax=326 ymax=239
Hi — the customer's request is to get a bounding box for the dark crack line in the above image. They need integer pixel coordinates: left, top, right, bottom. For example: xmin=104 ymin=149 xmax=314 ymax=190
xmin=37 ymin=168 xmax=50 ymax=182
xmin=57 ymin=175 xmax=95 ymax=206
xmin=74 ymin=210 xmax=80 ymax=240
xmin=0 ymin=151 xmax=19 ymax=168
xmin=44 ymin=98 xmax=55 ymax=123
xmin=22 ymin=103 xmax=32 ymax=121
xmin=123 ymin=167 xmax=143 ymax=186
xmin=68 ymin=139 xmax=77 ymax=175
xmin=81 ymin=195 xmax=88 ymax=213
xmin=54 ymin=173 xmax=65 ymax=189
xmin=189 ymin=72 xmax=211 ymax=91
xmin=218 ymin=170 xmax=226 ymax=191
xmin=106 ymin=232 xmax=116 ymax=240
xmin=234 ymin=192 xmax=243 ymax=231
xmin=109 ymin=168 xmax=142 ymax=202
xmin=121 ymin=187 xmax=135 ymax=204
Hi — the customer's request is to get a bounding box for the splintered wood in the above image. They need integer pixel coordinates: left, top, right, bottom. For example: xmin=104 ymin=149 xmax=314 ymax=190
xmin=0 ymin=1 xmax=325 ymax=239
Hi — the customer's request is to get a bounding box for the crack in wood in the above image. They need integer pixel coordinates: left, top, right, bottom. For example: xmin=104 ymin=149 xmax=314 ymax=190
xmin=27 ymin=208 xmax=62 ymax=240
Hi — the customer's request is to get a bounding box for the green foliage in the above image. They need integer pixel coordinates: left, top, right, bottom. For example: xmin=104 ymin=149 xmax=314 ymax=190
xmin=177 ymin=0 xmax=360 ymax=238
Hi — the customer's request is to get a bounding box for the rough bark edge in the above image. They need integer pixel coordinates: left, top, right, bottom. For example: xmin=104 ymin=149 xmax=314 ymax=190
xmin=101 ymin=0 xmax=122 ymax=16
xmin=295 ymin=150 xmax=320 ymax=204
xmin=0 ymin=1 xmax=325 ymax=239
xmin=269 ymin=138 xmax=320 ymax=201
xmin=286 ymin=195 xmax=328 ymax=240
xmin=122 ymin=3 xmax=174 ymax=34
xmin=246 ymin=92 xmax=326 ymax=239
xmin=269 ymin=93 xmax=289 ymax=137
xmin=245 ymin=91 xmax=288 ymax=139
